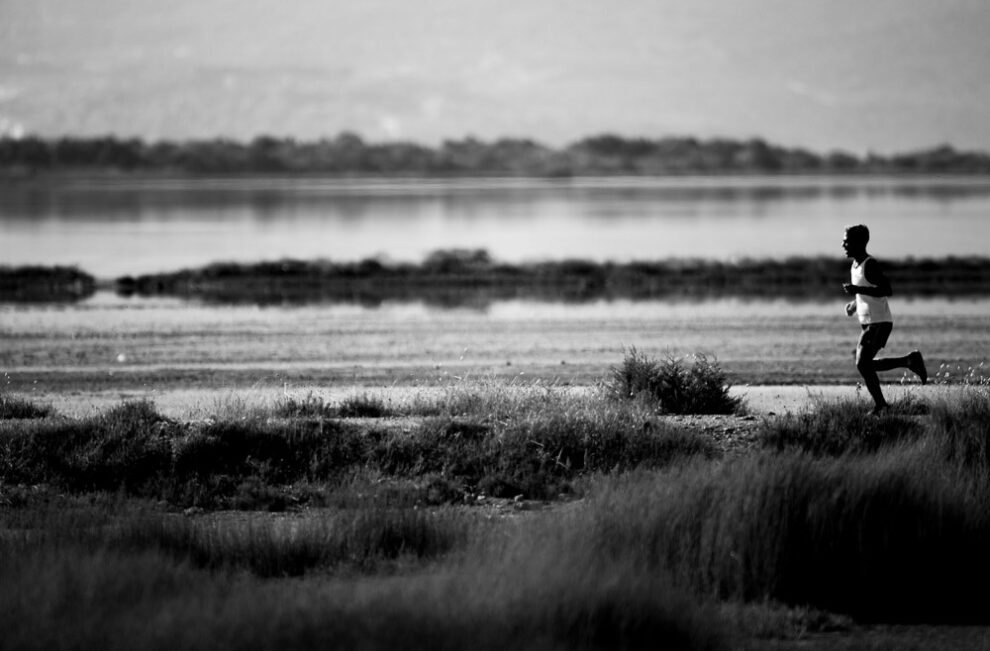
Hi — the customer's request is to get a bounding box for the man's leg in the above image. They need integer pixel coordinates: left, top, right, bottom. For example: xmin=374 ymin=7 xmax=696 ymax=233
xmin=873 ymin=355 xmax=910 ymax=372
xmin=873 ymin=351 xmax=928 ymax=384
xmin=856 ymin=343 xmax=888 ymax=411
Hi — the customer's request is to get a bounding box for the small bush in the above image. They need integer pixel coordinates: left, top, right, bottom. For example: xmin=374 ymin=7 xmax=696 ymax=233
xmin=608 ymin=347 xmax=663 ymax=399
xmin=608 ymin=348 xmax=742 ymax=415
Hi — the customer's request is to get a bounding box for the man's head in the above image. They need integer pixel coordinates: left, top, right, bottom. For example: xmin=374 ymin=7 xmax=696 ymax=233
xmin=842 ymin=224 xmax=869 ymax=258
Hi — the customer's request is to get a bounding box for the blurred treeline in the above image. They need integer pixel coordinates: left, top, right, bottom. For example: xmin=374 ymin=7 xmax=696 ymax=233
xmin=2 ymin=132 xmax=989 ymax=175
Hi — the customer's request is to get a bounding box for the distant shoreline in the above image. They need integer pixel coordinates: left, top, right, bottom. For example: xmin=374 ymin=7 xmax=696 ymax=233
xmin=6 ymin=253 xmax=990 ymax=305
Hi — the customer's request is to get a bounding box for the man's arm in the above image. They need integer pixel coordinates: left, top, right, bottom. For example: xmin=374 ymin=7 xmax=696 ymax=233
xmin=843 ymin=258 xmax=892 ymax=297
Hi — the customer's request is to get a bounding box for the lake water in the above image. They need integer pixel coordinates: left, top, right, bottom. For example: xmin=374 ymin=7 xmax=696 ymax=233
xmin=3 ymin=175 xmax=990 ymax=278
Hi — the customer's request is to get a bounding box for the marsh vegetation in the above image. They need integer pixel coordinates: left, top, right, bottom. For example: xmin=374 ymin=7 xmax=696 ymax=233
xmin=114 ymin=253 xmax=990 ymax=306
xmin=3 ymin=354 xmax=990 ymax=649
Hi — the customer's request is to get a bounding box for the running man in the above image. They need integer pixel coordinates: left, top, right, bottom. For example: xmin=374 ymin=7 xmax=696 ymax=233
xmin=842 ymin=224 xmax=928 ymax=413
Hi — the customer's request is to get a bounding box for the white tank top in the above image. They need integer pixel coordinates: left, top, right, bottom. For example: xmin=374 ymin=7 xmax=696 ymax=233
xmin=851 ymin=257 xmax=892 ymax=324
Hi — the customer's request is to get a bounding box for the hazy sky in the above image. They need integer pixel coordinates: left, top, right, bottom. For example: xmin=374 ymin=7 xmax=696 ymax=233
xmin=2 ymin=0 xmax=989 ymax=153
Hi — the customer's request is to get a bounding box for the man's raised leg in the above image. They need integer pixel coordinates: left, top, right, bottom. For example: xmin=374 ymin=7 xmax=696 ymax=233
xmin=873 ymin=350 xmax=928 ymax=384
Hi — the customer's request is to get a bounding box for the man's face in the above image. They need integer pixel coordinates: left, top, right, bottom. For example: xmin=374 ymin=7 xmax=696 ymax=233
xmin=842 ymin=232 xmax=862 ymax=258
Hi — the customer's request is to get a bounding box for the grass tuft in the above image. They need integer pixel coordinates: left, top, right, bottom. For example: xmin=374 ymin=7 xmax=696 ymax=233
xmin=0 ymin=392 xmax=55 ymax=419
xmin=608 ymin=347 xmax=743 ymax=414
xmin=274 ymin=391 xmax=395 ymax=418
xmin=759 ymin=396 xmax=927 ymax=456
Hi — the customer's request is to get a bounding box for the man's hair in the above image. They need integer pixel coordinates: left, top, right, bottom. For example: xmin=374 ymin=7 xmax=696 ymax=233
xmin=845 ymin=224 xmax=870 ymax=245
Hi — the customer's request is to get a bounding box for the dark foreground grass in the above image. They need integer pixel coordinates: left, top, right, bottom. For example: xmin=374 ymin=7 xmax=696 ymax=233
xmin=930 ymin=388 xmax=990 ymax=471
xmin=584 ymin=447 xmax=990 ymax=623
xmin=0 ymin=549 xmax=728 ymax=651
xmin=1 ymin=497 xmax=476 ymax=578
xmin=580 ymin=388 xmax=990 ymax=624
xmin=0 ymin=497 xmax=728 ymax=651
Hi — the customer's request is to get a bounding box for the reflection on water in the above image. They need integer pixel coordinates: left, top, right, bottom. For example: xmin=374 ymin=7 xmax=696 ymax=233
xmin=3 ymin=176 xmax=990 ymax=277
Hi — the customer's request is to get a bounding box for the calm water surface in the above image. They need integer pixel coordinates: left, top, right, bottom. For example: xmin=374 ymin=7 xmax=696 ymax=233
xmin=3 ymin=176 xmax=990 ymax=277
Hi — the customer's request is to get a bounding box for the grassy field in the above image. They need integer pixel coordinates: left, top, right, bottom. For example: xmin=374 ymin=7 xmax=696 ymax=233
xmin=3 ymin=356 xmax=990 ymax=650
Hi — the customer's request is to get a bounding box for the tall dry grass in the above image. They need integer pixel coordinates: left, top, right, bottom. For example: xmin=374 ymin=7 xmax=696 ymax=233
xmin=0 ymin=498 xmax=727 ymax=651
xmin=576 ymin=388 xmax=990 ymax=622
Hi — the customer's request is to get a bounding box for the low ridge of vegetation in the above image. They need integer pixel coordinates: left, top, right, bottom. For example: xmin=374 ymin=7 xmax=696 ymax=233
xmin=0 ymin=379 xmax=717 ymax=509
xmin=116 ymin=252 xmax=990 ymax=306
xmin=7 ymin=252 xmax=990 ymax=305
xmin=0 ymin=265 xmax=96 ymax=302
